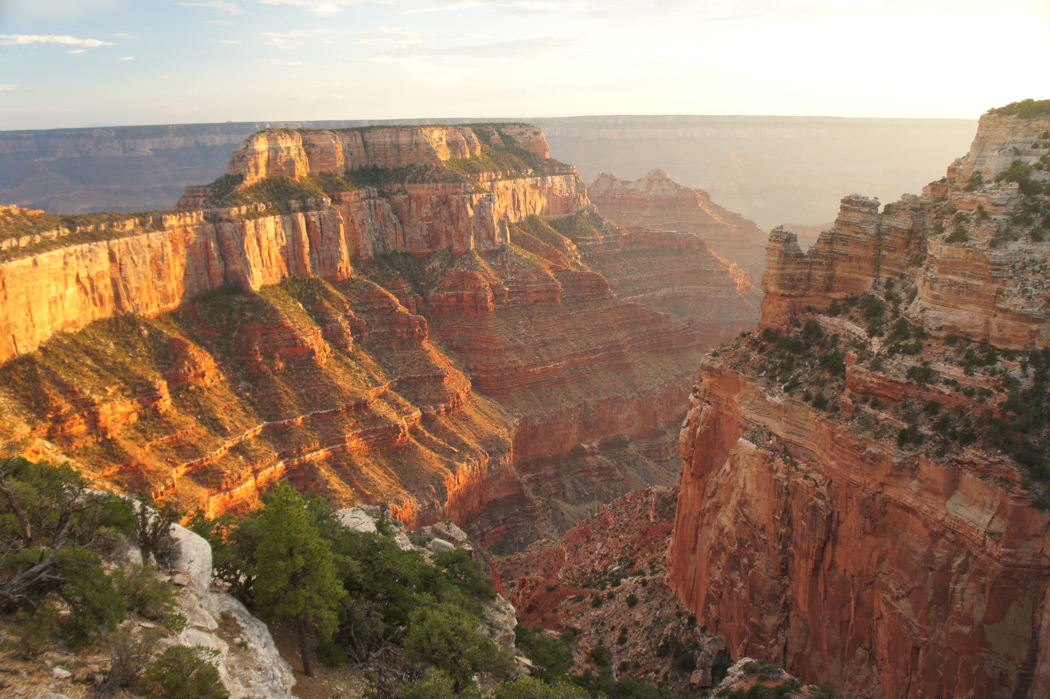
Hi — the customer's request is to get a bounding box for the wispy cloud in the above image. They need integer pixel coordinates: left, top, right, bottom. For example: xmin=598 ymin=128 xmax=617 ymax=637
xmin=119 ymin=56 xmax=135 ymax=60
xmin=268 ymin=58 xmax=309 ymax=66
xmin=0 ymin=34 xmax=113 ymax=47
xmin=68 ymin=49 xmax=86 ymax=54
xmin=260 ymin=28 xmax=344 ymax=48
xmin=212 ymin=39 xmax=242 ymax=43
xmin=357 ymin=28 xmax=423 ymax=45
xmin=0 ymin=85 xmax=16 ymax=91
xmin=177 ymin=1 xmax=243 ymax=14
xmin=258 ymin=0 xmax=356 ymax=15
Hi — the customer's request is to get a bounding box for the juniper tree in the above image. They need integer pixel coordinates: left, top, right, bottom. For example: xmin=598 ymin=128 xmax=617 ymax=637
xmin=252 ymin=483 xmax=346 ymax=677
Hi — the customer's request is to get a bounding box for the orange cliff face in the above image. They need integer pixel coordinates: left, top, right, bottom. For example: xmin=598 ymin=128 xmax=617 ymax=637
xmin=761 ymin=110 xmax=1050 ymax=348
xmin=668 ymin=105 xmax=1050 ymax=697
xmin=0 ymin=123 xmax=761 ymax=550
xmin=587 ymin=169 xmax=768 ymax=285
xmin=0 ymin=125 xmax=587 ymax=365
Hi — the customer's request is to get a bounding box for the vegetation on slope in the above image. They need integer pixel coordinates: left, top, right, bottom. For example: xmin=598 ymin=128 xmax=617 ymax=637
xmin=988 ymin=99 xmax=1050 ymax=118
xmin=729 ymin=275 xmax=1050 ymax=505
xmin=0 ymin=457 xmax=226 ymax=698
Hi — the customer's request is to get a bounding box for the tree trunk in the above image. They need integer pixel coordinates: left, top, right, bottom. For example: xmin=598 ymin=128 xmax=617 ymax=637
xmin=297 ymin=615 xmax=312 ymax=678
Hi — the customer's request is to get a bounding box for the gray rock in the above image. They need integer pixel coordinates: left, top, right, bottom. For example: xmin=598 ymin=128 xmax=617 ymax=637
xmin=207 ymin=592 xmax=296 ymax=699
xmin=336 ymin=507 xmax=377 ymax=534
xmin=169 ymin=523 xmax=212 ymax=601
xmin=427 ymin=538 xmax=456 ymax=552
xmin=50 ymin=667 xmax=72 ymax=679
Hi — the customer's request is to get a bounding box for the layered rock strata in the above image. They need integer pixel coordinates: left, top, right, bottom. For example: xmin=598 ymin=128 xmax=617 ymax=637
xmin=669 ymin=105 xmax=1050 ymax=697
xmin=0 ymin=125 xmax=587 ymax=364
xmin=0 ymin=123 xmax=760 ymax=549
xmin=493 ymin=487 xmax=730 ymax=693
xmin=761 ymin=109 xmax=1050 ymax=348
xmin=588 ymin=169 xmax=768 ymax=283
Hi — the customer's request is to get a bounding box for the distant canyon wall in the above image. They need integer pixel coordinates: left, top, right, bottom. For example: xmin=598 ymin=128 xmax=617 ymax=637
xmin=0 ymin=116 xmax=976 ymax=231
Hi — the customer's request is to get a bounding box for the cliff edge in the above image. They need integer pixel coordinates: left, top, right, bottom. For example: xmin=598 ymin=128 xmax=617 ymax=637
xmin=669 ymin=101 xmax=1050 ymax=697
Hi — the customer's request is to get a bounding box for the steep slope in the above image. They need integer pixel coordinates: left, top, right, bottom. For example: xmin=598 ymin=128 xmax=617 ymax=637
xmin=0 ymin=123 xmax=757 ymax=550
xmin=588 ymin=169 xmax=768 ymax=283
xmin=668 ymin=102 xmax=1050 ymax=697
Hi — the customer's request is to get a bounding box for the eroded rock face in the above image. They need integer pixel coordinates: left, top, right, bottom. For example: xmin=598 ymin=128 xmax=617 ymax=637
xmin=669 ymin=358 xmax=1049 ymax=697
xmin=669 ymin=108 xmax=1050 ymax=697
xmin=761 ymin=112 xmax=1050 ymax=348
xmin=0 ymin=124 xmax=761 ymax=550
xmin=587 ymin=169 xmax=768 ymax=283
xmin=0 ymin=125 xmax=588 ymax=365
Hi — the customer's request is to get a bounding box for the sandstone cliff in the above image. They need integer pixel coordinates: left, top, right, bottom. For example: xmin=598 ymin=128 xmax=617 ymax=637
xmin=588 ymin=169 xmax=768 ymax=284
xmin=0 ymin=123 xmax=759 ymax=551
xmin=761 ymin=107 xmax=1050 ymax=348
xmin=669 ymin=103 xmax=1050 ymax=697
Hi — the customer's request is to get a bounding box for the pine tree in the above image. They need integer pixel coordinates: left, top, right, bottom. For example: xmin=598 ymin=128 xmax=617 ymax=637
xmin=253 ymin=483 xmax=346 ymax=677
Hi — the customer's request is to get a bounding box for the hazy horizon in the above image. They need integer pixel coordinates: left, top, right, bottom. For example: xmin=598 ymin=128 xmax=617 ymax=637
xmin=1 ymin=0 xmax=1047 ymax=131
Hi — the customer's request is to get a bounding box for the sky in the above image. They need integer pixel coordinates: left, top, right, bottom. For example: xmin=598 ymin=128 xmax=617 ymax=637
xmin=0 ymin=0 xmax=1047 ymax=130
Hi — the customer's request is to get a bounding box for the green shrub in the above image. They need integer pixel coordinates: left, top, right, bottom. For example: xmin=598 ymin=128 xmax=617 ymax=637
xmin=143 ymin=645 xmax=229 ymax=699
xmin=112 ymin=564 xmax=183 ymax=628
xmin=989 ymin=99 xmax=1050 ymax=118
xmin=405 ymin=602 xmax=514 ymax=689
xmin=588 ymin=644 xmax=612 ymax=667
xmin=403 ymin=668 xmax=459 ymax=699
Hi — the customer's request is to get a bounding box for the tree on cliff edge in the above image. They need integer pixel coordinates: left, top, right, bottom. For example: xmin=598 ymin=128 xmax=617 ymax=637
xmin=253 ymin=483 xmax=346 ymax=677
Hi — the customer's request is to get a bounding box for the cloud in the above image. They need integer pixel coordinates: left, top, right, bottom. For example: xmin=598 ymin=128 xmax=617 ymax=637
xmin=357 ymin=28 xmax=423 ymax=45
xmin=0 ymin=85 xmax=16 ymax=91
xmin=260 ymin=28 xmax=344 ymax=48
xmin=119 ymin=56 xmax=135 ymax=60
xmin=0 ymin=34 xmax=113 ymax=47
xmin=176 ymin=0 xmax=243 ymax=14
xmin=212 ymin=39 xmax=242 ymax=43
xmin=268 ymin=58 xmax=309 ymax=66
xmin=258 ymin=0 xmax=357 ymax=15
xmin=68 ymin=49 xmax=86 ymax=54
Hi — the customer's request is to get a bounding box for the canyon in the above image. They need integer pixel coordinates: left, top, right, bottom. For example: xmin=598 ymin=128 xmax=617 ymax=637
xmin=0 ymin=123 xmax=757 ymax=553
xmin=0 ymin=116 xmax=975 ymax=231
xmin=668 ymin=106 xmax=1050 ymax=697
xmin=588 ymin=168 xmax=768 ymax=284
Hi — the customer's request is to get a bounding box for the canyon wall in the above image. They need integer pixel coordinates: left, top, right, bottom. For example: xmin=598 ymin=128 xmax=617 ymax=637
xmin=0 ymin=126 xmax=587 ymax=364
xmin=0 ymin=123 xmax=759 ymax=550
xmin=1 ymin=116 xmax=976 ymax=232
xmin=588 ymin=169 xmax=768 ymax=283
xmin=669 ymin=105 xmax=1050 ymax=697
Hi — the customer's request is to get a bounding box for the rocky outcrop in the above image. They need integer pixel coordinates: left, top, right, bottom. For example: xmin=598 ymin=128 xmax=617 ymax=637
xmin=494 ymin=487 xmax=731 ymax=693
xmin=167 ymin=524 xmax=297 ymax=699
xmin=588 ymin=169 xmax=768 ymax=283
xmin=0 ymin=125 xmax=587 ymax=365
xmin=669 ymin=105 xmax=1050 ymax=697
xmin=761 ymin=110 xmax=1050 ymax=348
xmin=669 ymin=356 xmax=1049 ymax=698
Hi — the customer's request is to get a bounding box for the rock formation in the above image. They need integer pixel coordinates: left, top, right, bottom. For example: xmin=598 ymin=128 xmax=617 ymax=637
xmin=668 ymin=103 xmax=1050 ymax=697
xmin=587 ymin=169 xmax=768 ymax=283
xmin=493 ymin=486 xmax=731 ymax=693
xmin=0 ymin=123 xmax=759 ymax=550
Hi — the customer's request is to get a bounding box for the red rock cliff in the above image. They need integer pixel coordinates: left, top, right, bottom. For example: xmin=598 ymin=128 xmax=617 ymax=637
xmin=0 ymin=124 xmax=761 ymax=551
xmin=669 ymin=104 xmax=1050 ymax=697
xmin=588 ymin=169 xmax=768 ymax=283
xmin=0 ymin=125 xmax=588 ymax=364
